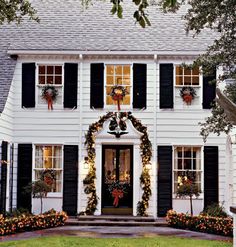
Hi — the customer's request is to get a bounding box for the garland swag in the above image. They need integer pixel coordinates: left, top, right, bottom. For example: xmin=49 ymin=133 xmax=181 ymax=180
xmin=82 ymin=112 xmax=152 ymax=216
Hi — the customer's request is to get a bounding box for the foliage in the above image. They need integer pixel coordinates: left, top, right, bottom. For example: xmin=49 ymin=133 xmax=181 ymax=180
xmin=82 ymin=111 xmax=152 ymax=216
xmin=166 ymin=210 xmax=233 ymax=237
xmin=108 ymin=181 xmax=129 ymax=194
xmin=4 ymin=208 xmax=31 ymax=218
xmin=201 ymin=203 xmax=228 ymax=218
xmin=0 ymin=0 xmax=39 ymax=24
xmin=137 ymin=167 xmax=152 ymax=216
xmin=41 ymin=86 xmax=58 ymax=101
xmin=200 ymin=82 xmax=236 ymax=141
xmin=0 ymin=211 xmax=67 ymax=236
xmin=176 ymin=176 xmax=201 ymax=216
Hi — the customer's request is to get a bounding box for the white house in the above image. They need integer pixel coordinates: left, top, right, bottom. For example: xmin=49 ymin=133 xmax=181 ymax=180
xmin=0 ymin=0 xmax=228 ymax=217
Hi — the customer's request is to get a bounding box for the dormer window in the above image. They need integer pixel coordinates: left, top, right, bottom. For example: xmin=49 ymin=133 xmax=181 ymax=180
xmin=37 ymin=64 xmax=63 ymax=106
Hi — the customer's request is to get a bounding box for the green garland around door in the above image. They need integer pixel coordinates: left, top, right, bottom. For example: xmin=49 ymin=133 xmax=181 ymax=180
xmin=82 ymin=112 xmax=152 ymax=216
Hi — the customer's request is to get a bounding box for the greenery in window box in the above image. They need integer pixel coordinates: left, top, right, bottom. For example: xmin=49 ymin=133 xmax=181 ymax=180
xmin=41 ymin=85 xmax=58 ymax=110
xmin=180 ymin=86 xmax=197 ymax=105
xmin=176 ymin=175 xmax=201 ymax=216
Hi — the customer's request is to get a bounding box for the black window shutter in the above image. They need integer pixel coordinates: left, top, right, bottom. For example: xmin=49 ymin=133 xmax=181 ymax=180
xmin=158 ymin=146 xmax=172 ymax=216
xmin=90 ymin=63 xmax=104 ymax=109
xmin=203 ymin=70 xmax=216 ymax=109
xmin=204 ymin=146 xmax=219 ymax=208
xmin=63 ymin=145 xmax=78 ymax=216
xmin=17 ymin=144 xmax=32 ymax=212
xmin=0 ymin=141 xmax=8 ymax=213
xmin=160 ymin=64 xmax=173 ymax=109
xmin=22 ymin=63 xmax=35 ymax=108
xmin=64 ymin=63 xmax=78 ymax=108
xmin=133 ymin=63 xmax=147 ymax=109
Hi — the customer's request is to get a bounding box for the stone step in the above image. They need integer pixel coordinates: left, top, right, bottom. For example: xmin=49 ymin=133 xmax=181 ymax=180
xmin=76 ymin=215 xmax=156 ymax=222
xmin=66 ymin=219 xmax=168 ymax=227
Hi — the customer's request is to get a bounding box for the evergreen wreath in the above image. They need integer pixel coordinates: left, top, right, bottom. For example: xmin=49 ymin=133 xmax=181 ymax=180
xmin=110 ymin=85 xmax=127 ymax=98
xmin=82 ymin=112 xmax=152 ymax=216
xmin=180 ymin=86 xmax=197 ymax=104
xmin=41 ymin=85 xmax=58 ymax=101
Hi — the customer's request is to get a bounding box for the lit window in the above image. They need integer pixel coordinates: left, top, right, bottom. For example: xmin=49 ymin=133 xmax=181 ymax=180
xmin=106 ymin=65 xmax=131 ymax=106
xmin=35 ymin=145 xmax=62 ymax=192
xmin=176 ymin=66 xmax=199 ymax=86
xmin=173 ymin=146 xmax=202 ymax=193
xmin=37 ymin=65 xmax=63 ymax=105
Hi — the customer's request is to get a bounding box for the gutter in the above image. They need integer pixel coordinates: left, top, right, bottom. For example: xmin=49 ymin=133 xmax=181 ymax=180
xmin=7 ymin=50 xmax=204 ymax=57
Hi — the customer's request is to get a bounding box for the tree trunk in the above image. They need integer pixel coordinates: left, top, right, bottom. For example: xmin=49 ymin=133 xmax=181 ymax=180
xmin=190 ymin=195 xmax=193 ymax=216
xmin=40 ymin=196 xmax=43 ymax=214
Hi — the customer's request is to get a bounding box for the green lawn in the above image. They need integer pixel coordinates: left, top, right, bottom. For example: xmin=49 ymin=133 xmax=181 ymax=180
xmin=0 ymin=236 xmax=232 ymax=247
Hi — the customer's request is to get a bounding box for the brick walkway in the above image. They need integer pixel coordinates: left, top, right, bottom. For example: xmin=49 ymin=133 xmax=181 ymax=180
xmin=0 ymin=225 xmax=232 ymax=243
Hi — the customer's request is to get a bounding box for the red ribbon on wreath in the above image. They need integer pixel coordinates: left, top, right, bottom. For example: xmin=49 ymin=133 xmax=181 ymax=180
xmin=112 ymin=188 xmax=124 ymax=207
xmin=45 ymin=92 xmax=53 ymax=110
xmin=112 ymin=94 xmax=123 ymax=111
xmin=44 ymin=176 xmax=53 ymax=186
xmin=183 ymin=94 xmax=193 ymax=105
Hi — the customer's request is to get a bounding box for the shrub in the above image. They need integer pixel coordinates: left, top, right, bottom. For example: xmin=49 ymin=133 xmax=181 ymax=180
xmin=201 ymin=203 xmax=228 ymax=218
xmin=166 ymin=210 xmax=233 ymax=237
xmin=0 ymin=210 xmax=68 ymax=236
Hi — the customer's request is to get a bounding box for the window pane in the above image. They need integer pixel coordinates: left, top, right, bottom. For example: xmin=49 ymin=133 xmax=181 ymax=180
xmin=107 ymin=76 xmax=114 ymax=85
xmin=55 ymin=76 xmax=62 ymax=84
xmin=46 ymin=76 xmax=53 ymax=84
xmin=106 ymin=65 xmax=114 ymax=75
xmin=53 ymin=158 xmax=61 ymax=168
xmin=106 ymin=86 xmax=112 ymax=95
xmin=123 ymin=66 xmax=130 ymax=76
xmin=176 ymin=66 xmax=183 ymax=75
xmin=55 ymin=66 xmax=62 ymax=75
xmin=184 ymin=68 xmax=191 ymax=76
xmin=177 ymin=159 xmax=182 ymax=169
xmin=115 ymin=76 xmax=122 ymax=85
xmin=115 ymin=65 xmax=122 ymax=75
xmin=39 ymin=66 xmax=45 ymax=74
xmin=184 ymin=76 xmax=191 ymax=85
xmin=122 ymin=95 xmax=130 ymax=105
xmin=35 ymin=157 xmax=43 ymax=168
xmin=192 ymin=76 xmax=199 ymax=85
xmin=176 ymin=76 xmax=183 ymax=85
xmin=106 ymin=95 xmax=114 ymax=105
xmin=184 ymin=159 xmax=191 ymax=170
xmin=39 ymin=76 xmax=45 ymax=84
xmin=192 ymin=67 xmax=199 ymax=75
xmin=47 ymin=66 xmax=53 ymax=74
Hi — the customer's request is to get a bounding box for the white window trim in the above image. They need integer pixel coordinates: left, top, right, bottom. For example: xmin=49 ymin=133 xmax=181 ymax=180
xmin=172 ymin=145 xmax=203 ymax=199
xmin=104 ymin=63 xmax=133 ymax=110
xmin=36 ymin=63 xmax=64 ymax=109
xmin=32 ymin=144 xmax=64 ymax=197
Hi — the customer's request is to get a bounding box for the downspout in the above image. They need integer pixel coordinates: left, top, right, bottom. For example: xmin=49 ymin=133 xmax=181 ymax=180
xmin=153 ymin=54 xmax=158 ymax=218
xmin=78 ymin=54 xmax=83 ymax=213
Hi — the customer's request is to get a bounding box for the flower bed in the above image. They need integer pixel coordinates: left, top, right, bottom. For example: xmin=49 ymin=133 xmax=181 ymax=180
xmin=166 ymin=210 xmax=233 ymax=237
xmin=0 ymin=210 xmax=68 ymax=236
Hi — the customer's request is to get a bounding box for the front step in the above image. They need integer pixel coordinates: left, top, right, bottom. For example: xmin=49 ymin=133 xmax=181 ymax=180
xmin=78 ymin=215 xmax=156 ymax=222
xmin=65 ymin=216 xmax=168 ymax=227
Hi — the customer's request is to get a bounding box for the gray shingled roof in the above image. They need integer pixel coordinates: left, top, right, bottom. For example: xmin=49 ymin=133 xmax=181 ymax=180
xmin=0 ymin=0 xmax=216 ymax=112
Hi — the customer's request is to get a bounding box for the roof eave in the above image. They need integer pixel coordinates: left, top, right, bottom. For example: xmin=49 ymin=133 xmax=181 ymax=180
xmin=7 ymin=50 xmax=205 ymax=57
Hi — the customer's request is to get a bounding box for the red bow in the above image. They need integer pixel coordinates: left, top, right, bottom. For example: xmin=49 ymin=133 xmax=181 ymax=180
xmin=183 ymin=95 xmax=193 ymax=104
xmin=112 ymin=188 xmax=124 ymax=207
xmin=45 ymin=93 xmax=53 ymax=110
xmin=112 ymin=94 xmax=123 ymax=111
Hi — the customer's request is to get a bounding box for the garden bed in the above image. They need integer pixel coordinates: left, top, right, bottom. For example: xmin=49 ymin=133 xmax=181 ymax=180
xmin=0 ymin=210 xmax=67 ymax=236
xmin=166 ymin=210 xmax=233 ymax=237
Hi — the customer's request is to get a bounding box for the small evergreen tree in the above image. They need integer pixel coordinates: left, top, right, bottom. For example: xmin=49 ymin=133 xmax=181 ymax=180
xmin=176 ymin=174 xmax=201 ymax=216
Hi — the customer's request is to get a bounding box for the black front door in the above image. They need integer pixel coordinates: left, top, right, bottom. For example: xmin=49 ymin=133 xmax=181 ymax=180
xmin=102 ymin=145 xmax=133 ymax=215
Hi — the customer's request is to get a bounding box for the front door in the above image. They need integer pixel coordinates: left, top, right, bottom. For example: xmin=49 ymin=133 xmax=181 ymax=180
xmin=102 ymin=145 xmax=133 ymax=215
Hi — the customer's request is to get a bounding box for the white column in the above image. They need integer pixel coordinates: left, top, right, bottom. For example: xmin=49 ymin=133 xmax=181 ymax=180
xmin=95 ymin=144 xmax=102 ymax=215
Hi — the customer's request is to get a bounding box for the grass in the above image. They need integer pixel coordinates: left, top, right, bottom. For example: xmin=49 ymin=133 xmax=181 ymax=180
xmin=0 ymin=236 xmax=232 ymax=247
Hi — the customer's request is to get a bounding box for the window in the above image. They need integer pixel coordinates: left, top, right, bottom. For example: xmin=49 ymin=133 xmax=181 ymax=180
xmin=105 ymin=65 xmax=131 ymax=106
xmin=37 ymin=65 xmax=63 ymax=105
xmin=173 ymin=146 xmax=202 ymax=193
xmin=176 ymin=66 xmax=199 ymax=86
xmin=34 ymin=145 xmax=62 ymax=193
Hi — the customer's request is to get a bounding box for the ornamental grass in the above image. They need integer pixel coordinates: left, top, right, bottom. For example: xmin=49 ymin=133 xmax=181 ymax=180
xmin=166 ymin=210 xmax=233 ymax=237
xmin=0 ymin=210 xmax=67 ymax=236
